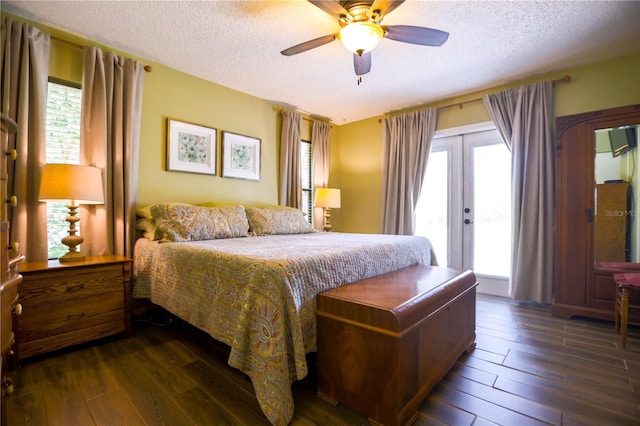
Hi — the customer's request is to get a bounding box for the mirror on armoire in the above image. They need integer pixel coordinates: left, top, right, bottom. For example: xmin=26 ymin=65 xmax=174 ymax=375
xmin=594 ymin=124 xmax=639 ymax=264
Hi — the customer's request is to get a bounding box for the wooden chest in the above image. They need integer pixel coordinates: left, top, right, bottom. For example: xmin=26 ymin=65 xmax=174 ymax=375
xmin=316 ymin=265 xmax=477 ymax=426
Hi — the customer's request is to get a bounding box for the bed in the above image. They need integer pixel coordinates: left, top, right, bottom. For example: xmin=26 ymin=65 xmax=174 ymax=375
xmin=132 ymin=203 xmax=434 ymax=425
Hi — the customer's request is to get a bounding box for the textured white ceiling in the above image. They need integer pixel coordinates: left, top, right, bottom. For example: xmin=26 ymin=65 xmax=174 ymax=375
xmin=4 ymin=0 xmax=640 ymax=124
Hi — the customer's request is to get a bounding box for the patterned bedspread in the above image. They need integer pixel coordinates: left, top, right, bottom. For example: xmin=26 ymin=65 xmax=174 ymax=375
xmin=133 ymin=232 xmax=433 ymax=425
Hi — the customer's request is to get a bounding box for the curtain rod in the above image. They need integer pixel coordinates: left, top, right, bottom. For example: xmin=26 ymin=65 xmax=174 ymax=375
xmin=303 ymin=116 xmax=333 ymax=128
xmin=438 ymin=75 xmax=572 ymax=111
xmin=379 ymin=75 xmax=572 ymax=121
xmin=51 ymin=35 xmax=153 ymax=72
xmin=278 ymin=109 xmax=333 ymax=127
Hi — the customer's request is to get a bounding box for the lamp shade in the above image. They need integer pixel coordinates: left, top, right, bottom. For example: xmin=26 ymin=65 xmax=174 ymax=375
xmin=39 ymin=164 xmax=104 ymax=205
xmin=314 ymin=188 xmax=341 ymax=209
xmin=339 ymin=22 xmax=384 ymax=55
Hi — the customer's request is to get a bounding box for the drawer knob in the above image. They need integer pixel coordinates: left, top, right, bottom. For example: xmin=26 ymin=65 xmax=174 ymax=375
xmin=8 ymin=149 xmax=17 ymax=161
xmin=3 ymin=377 xmax=13 ymax=396
xmin=9 ymin=241 xmax=19 ymax=253
xmin=7 ymin=195 xmax=17 ymax=207
xmin=66 ymin=284 xmax=85 ymax=292
xmin=13 ymin=303 xmax=22 ymax=316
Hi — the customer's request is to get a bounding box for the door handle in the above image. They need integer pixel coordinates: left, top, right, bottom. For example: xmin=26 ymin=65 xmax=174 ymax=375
xmin=586 ymin=208 xmax=594 ymax=222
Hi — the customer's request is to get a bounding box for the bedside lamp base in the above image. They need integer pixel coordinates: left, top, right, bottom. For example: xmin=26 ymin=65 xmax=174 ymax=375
xmin=59 ymin=251 xmax=86 ymax=263
xmin=323 ymin=207 xmax=333 ymax=232
xmin=59 ymin=204 xmax=86 ymax=263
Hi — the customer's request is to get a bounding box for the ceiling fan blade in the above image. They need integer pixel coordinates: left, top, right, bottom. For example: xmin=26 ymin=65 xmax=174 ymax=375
xmin=384 ymin=25 xmax=449 ymax=46
xmin=353 ymin=52 xmax=372 ymax=76
xmin=308 ymin=0 xmax=353 ymax=20
xmin=280 ymin=34 xmax=337 ymax=56
xmin=368 ymin=0 xmax=405 ymax=19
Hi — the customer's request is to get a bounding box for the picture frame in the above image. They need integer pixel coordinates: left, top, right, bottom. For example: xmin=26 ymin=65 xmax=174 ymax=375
xmin=166 ymin=118 xmax=217 ymax=175
xmin=221 ymin=131 xmax=261 ymax=181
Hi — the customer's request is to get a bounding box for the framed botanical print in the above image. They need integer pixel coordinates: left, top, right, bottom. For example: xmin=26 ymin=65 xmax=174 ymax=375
xmin=221 ymin=131 xmax=261 ymax=181
xmin=166 ymin=118 xmax=217 ymax=175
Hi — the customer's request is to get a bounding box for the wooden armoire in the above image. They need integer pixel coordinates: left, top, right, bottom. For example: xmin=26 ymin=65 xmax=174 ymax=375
xmin=553 ymin=104 xmax=640 ymax=322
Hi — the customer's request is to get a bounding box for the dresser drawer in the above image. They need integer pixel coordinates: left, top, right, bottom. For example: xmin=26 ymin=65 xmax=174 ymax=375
xmin=1 ymin=274 xmax=21 ymax=354
xmin=20 ymin=264 xmax=123 ymax=306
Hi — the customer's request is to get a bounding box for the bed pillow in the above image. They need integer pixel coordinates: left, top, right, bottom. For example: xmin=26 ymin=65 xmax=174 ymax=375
xmin=136 ymin=204 xmax=155 ymax=219
xmin=135 ymin=217 xmax=157 ymax=240
xmin=245 ymin=206 xmax=314 ymax=235
xmin=197 ymin=201 xmax=237 ymax=208
xmin=136 ymin=203 xmax=194 ymax=240
xmin=151 ymin=204 xmax=249 ymax=241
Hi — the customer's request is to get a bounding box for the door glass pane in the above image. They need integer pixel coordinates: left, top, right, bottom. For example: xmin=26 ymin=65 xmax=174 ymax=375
xmin=416 ymin=150 xmax=449 ymax=267
xmin=472 ymin=143 xmax=511 ymax=277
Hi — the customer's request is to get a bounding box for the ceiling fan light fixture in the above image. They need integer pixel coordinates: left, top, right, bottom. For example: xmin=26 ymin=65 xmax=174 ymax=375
xmin=339 ymin=22 xmax=384 ymax=56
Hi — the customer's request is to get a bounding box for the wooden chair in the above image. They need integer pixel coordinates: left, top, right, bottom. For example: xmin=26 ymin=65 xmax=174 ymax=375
xmin=601 ymin=261 xmax=640 ymax=349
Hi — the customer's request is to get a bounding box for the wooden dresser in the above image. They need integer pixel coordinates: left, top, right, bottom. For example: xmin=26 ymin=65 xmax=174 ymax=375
xmin=15 ymin=255 xmax=131 ymax=362
xmin=1 ymin=114 xmax=23 ymax=426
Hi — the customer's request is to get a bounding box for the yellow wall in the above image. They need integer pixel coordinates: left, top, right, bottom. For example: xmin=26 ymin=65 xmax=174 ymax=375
xmin=49 ymin=40 xmax=83 ymax=84
xmin=137 ymin=65 xmax=278 ymax=206
xmin=332 ymin=117 xmax=383 ymax=232
xmin=333 ymin=54 xmax=640 ymax=233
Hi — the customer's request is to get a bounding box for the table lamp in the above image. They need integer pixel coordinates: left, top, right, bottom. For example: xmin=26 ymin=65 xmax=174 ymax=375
xmin=314 ymin=188 xmax=341 ymax=232
xmin=39 ymin=164 xmax=104 ymax=263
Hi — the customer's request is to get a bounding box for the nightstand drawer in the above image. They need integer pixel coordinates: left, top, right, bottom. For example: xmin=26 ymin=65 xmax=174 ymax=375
xmin=17 ymin=293 xmax=124 ymax=342
xmin=19 ymin=264 xmax=123 ymax=306
xmin=18 ymin=319 xmax=125 ymax=359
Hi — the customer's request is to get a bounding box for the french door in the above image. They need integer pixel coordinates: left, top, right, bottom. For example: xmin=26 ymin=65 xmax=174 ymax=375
xmin=415 ymin=127 xmax=512 ymax=297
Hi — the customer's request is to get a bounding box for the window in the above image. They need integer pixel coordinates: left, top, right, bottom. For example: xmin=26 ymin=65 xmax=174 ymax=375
xmin=45 ymin=80 xmax=82 ymax=259
xmin=301 ymin=140 xmax=313 ymax=222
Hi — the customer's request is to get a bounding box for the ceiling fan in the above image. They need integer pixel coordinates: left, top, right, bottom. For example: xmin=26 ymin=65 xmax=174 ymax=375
xmin=280 ymin=0 xmax=449 ymax=77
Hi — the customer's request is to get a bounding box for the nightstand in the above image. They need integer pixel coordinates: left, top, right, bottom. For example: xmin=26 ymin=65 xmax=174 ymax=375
xmin=16 ymin=255 xmax=131 ymax=362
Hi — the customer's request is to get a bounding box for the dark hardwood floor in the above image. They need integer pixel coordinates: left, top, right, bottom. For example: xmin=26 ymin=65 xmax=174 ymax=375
xmin=5 ymin=295 xmax=640 ymax=425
